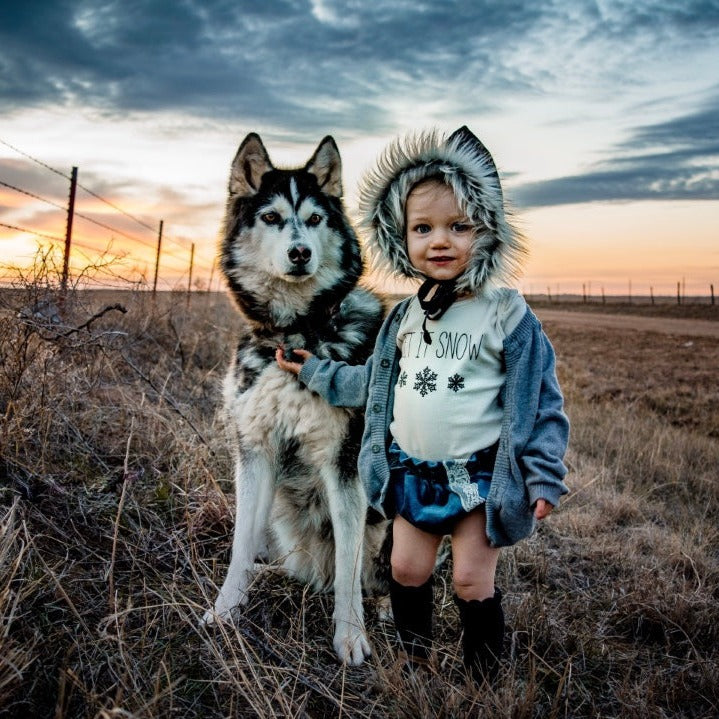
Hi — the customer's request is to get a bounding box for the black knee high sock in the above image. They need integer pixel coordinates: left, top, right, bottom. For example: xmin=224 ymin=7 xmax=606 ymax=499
xmin=454 ymin=588 xmax=504 ymax=684
xmin=389 ymin=577 xmax=434 ymax=663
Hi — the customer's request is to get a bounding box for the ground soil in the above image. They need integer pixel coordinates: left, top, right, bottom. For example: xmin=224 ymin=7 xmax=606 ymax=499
xmin=536 ymin=308 xmax=719 ymax=338
xmin=536 ymin=308 xmax=719 ymax=438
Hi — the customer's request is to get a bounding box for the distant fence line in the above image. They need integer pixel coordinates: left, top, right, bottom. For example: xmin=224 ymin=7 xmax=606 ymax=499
xmin=0 ymin=137 xmax=216 ymax=295
xmin=526 ymin=280 xmax=716 ymax=305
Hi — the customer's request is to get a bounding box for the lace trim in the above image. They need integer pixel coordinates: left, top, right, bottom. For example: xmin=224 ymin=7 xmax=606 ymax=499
xmin=444 ymin=460 xmax=482 ymax=512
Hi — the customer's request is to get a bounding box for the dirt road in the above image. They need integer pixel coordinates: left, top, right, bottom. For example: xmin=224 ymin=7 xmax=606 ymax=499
xmin=535 ymin=308 xmax=719 ymax=338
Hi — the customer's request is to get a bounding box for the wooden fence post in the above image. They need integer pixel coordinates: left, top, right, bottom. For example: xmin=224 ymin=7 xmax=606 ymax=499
xmin=187 ymin=243 xmax=195 ymax=307
xmin=152 ymin=219 xmax=163 ymax=298
xmin=61 ymin=166 xmax=78 ymax=303
xmin=207 ymin=258 xmax=216 ymax=294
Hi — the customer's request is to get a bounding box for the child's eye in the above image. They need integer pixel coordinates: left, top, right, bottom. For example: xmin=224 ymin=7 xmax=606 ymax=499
xmin=261 ymin=211 xmax=281 ymax=225
xmin=413 ymin=223 xmax=431 ymax=234
xmin=452 ymin=222 xmax=471 ymax=232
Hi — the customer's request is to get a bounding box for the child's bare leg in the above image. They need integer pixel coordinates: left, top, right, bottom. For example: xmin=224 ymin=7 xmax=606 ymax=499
xmin=389 ymin=515 xmax=443 ymax=667
xmin=452 ymin=507 xmax=504 ymax=684
xmin=391 ymin=514 xmax=443 ymax=585
xmin=451 ymin=507 xmax=499 ymax=600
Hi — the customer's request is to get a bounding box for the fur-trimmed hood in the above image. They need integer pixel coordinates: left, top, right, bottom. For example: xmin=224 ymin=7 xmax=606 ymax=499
xmin=358 ymin=126 xmax=526 ymax=294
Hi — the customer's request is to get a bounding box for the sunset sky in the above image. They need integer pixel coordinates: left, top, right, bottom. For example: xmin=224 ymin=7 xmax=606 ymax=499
xmin=0 ymin=0 xmax=717 ymax=295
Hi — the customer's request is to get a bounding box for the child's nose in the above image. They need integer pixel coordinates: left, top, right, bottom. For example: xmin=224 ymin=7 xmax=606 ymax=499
xmin=429 ymin=228 xmax=451 ymax=247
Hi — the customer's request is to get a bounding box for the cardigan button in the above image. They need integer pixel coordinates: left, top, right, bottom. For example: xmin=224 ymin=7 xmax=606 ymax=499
xmin=371 ymin=444 xmax=381 ymax=454
xmin=380 ymin=359 xmax=390 ymax=368
xmin=372 ymin=403 xmax=381 ymax=413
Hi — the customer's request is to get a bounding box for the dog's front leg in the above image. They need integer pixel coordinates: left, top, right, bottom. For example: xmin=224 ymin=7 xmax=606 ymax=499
xmin=323 ymin=468 xmax=371 ymax=665
xmin=203 ymin=449 xmax=274 ymax=624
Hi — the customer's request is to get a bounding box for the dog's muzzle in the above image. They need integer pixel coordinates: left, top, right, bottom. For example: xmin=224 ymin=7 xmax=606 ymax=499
xmin=287 ymin=244 xmax=312 ymax=275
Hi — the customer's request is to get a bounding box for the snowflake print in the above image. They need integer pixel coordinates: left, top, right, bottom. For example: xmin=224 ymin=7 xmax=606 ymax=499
xmin=413 ymin=367 xmax=437 ymax=397
xmin=447 ymin=374 xmax=465 ymax=392
xmin=398 ymin=371 xmax=407 ymax=388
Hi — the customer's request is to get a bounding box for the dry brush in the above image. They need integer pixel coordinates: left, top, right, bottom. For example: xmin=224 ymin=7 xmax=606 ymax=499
xmin=0 ymin=277 xmax=717 ymax=718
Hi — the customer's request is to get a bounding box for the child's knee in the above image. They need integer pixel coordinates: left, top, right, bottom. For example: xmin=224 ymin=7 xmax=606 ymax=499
xmin=391 ymin=556 xmax=434 ymax=587
xmin=453 ymin=565 xmax=495 ymax=600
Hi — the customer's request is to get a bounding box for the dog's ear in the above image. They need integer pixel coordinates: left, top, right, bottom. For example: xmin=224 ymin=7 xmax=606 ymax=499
xmin=229 ymin=133 xmax=274 ymax=197
xmin=447 ymin=125 xmax=501 ymax=189
xmin=305 ymin=136 xmax=343 ymax=198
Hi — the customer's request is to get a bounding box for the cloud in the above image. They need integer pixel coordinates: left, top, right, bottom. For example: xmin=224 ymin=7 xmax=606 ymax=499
xmin=0 ymin=1 xmax=660 ymax=133
xmin=1 ymin=0 xmax=718 ymax=204
xmin=4 ymin=2 xmax=717 ymax=111
xmin=0 ymin=158 xmax=71 ymax=202
xmin=622 ymin=103 xmax=719 ymax=152
xmin=0 ymin=1 xmax=540 ymax=146
xmin=513 ymin=98 xmax=719 ymax=207
xmin=0 ymin=155 xmax=178 ymax=248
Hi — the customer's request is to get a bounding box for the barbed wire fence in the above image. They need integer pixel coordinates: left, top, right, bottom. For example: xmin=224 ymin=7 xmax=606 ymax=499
xmin=1 ymin=137 xmax=715 ymax=308
xmin=0 ymin=137 xmax=218 ymax=301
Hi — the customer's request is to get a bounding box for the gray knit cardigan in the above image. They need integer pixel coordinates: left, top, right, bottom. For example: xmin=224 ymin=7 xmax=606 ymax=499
xmin=298 ymin=293 xmax=569 ymax=547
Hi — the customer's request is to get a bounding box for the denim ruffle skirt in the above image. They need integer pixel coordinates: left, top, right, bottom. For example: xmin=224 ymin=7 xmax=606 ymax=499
xmin=387 ymin=440 xmax=497 ymax=535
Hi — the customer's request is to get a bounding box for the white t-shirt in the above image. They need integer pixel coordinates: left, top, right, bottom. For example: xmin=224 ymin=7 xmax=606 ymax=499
xmin=389 ymin=289 xmax=526 ymax=461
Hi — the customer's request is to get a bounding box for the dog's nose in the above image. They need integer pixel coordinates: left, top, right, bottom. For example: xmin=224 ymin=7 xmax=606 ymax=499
xmin=288 ymin=245 xmax=312 ymax=265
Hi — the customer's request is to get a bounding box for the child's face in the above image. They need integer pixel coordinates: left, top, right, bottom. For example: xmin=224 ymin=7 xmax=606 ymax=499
xmin=406 ymin=180 xmax=474 ymax=280
xmin=405 ymin=180 xmax=474 ymax=283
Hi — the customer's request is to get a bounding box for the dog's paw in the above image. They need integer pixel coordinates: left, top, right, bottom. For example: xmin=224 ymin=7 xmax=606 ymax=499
xmin=201 ymin=608 xmax=220 ymax=626
xmin=201 ymin=589 xmax=247 ymax=626
xmin=201 ymin=606 xmax=234 ymax=626
xmin=333 ymin=621 xmax=372 ymax=666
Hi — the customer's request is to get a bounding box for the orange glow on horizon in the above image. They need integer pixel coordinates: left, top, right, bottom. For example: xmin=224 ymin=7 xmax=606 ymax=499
xmin=0 ymin=185 xmax=218 ymax=290
xmin=519 ymin=200 xmax=719 ymax=296
xmin=2 ymin=154 xmax=717 ymax=297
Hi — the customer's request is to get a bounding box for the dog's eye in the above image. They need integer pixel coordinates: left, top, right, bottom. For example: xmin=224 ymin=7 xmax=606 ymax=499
xmin=306 ymin=213 xmax=323 ymax=226
xmin=261 ymin=212 xmax=281 ymax=225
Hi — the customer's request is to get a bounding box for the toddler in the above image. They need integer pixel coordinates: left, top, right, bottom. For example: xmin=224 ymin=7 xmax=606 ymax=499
xmin=276 ymin=126 xmax=569 ymax=684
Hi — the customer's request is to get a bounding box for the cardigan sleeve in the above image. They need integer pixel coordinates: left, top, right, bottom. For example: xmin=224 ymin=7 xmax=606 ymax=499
xmin=297 ymin=355 xmax=373 ymax=408
xmin=520 ymin=330 xmax=570 ymax=508
xmin=295 ymin=298 xmax=409 ymax=409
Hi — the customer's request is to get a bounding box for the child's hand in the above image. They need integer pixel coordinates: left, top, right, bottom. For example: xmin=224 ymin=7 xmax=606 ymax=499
xmin=275 ymin=347 xmax=312 ymax=375
xmin=533 ymin=499 xmax=554 ymax=520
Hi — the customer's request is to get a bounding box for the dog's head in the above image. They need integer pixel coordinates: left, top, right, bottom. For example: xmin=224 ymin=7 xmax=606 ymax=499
xmin=221 ymin=133 xmax=363 ymax=323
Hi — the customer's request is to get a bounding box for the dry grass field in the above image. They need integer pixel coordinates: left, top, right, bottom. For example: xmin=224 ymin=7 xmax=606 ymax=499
xmin=1 ymin=279 xmax=717 ymax=718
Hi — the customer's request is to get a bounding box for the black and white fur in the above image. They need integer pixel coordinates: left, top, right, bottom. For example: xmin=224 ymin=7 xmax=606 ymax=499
xmin=202 ymin=133 xmax=388 ymax=665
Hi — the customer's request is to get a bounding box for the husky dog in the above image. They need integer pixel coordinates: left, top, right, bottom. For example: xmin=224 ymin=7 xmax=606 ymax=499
xmin=203 ymin=133 xmax=388 ymax=665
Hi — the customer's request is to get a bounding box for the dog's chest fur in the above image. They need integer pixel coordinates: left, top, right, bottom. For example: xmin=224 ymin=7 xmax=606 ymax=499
xmin=223 ymin=314 xmax=369 ymax=472
xmin=225 ymin=354 xmax=350 ymax=467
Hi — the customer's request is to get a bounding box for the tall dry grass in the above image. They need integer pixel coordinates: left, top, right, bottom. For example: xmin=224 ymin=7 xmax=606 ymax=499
xmin=0 ymin=270 xmax=717 ymax=717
